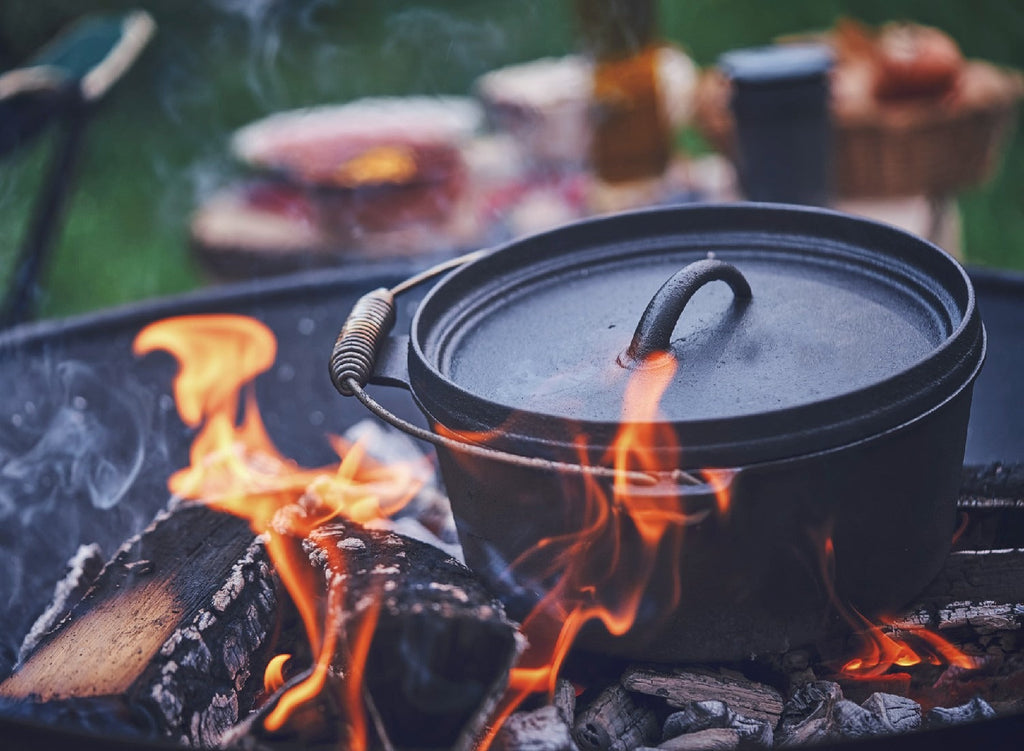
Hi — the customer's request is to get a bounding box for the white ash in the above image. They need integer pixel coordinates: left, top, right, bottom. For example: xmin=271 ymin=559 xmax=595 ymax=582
xmin=17 ymin=542 xmax=104 ymax=664
xmin=337 ymin=537 xmax=366 ymax=551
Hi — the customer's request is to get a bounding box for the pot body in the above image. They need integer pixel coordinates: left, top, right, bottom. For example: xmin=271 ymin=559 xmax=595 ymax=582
xmin=425 ymin=377 xmax=974 ymax=661
xmin=361 ymin=204 xmax=985 ymax=661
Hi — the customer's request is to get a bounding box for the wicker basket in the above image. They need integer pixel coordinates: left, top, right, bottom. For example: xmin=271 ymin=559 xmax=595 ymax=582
xmin=694 ymin=60 xmax=1023 ymax=198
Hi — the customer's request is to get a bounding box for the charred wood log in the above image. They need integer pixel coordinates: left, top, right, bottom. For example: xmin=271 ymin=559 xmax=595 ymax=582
xmin=229 ymin=517 xmax=521 ymax=751
xmin=621 ymin=666 xmax=783 ymax=727
xmin=0 ymin=502 xmax=279 ymax=747
xmin=306 ymin=520 xmax=522 ymax=751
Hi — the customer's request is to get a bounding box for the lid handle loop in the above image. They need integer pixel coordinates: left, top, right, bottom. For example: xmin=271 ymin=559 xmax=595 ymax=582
xmin=625 ymin=259 xmax=752 ymax=364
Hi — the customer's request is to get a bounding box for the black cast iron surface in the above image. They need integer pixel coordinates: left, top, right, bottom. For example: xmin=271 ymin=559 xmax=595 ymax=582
xmin=0 ymin=260 xmax=1021 ymax=748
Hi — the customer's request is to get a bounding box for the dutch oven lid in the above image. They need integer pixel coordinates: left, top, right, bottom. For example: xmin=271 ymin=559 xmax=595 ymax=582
xmin=409 ymin=205 xmax=983 ymax=466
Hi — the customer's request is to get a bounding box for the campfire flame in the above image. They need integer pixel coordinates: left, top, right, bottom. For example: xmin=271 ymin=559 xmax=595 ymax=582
xmin=134 ymin=315 xmax=424 ymax=747
xmin=136 ymin=314 xmax=981 ymax=747
xmin=815 ymin=536 xmax=979 ymax=680
xmin=481 ymin=351 xmax=709 ymax=739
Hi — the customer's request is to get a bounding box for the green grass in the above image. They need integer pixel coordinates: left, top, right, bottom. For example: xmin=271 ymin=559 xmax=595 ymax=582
xmin=0 ymin=0 xmax=1021 ymax=321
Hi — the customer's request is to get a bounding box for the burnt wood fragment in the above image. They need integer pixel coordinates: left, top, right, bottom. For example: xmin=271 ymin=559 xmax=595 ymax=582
xmin=925 ymin=696 xmax=997 ymax=727
xmin=829 ymin=699 xmax=890 ymax=739
xmin=572 ymin=684 xmax=660 ymax=751
xmin=554 ymin=677 xmax=577 ymax=726
xmin=494 ymin=705 xmax=577 ymax=751
xmin=0 ymin=502 xmax=278 ymax=747
xmin=301 ymin=519 xmax=521 ymax=751
xmin=860 ymin=692 xmax=921 ymax=733
xmin=655 ymin=727 xmax=742 ymax=750
xmin=776 ymin=681 xmax=842 ymax=747
xmin=622 ymin=666 xmax=783 ymax=727
xmin=662 ymin=700 xmax=772 ymax=747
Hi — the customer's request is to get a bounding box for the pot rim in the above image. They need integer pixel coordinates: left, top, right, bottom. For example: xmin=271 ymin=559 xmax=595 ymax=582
xmin=406 ymin=203 xmax=985 ymax=468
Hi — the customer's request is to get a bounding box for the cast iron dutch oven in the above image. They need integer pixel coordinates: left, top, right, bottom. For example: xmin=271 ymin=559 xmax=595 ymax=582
xmin=330 ymin=203 xmax=985 ymax=661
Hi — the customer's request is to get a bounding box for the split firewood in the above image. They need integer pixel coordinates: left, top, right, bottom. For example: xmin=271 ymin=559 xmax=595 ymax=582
xmin=621 ymin=666 xmax=783 ymax=727
xmin=493 ymin=705 xmax=578 ymax=751
xmin=17 ymin=543 xmax=106 ymax=661
xmin=230 ymin=516 xmax=522 ymax=751
xmin=572 ymin=684 xmax=660 ymax=751
xmin=0 ymin=501 xmax=279 ymax=747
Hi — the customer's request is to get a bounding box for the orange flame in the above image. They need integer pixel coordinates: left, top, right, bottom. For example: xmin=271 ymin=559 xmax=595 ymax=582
xmin=134 ymin=315 xmax=424 ymax=743
xmin=263 ymin=654 xmax=291 ymax=695
xmin=481 ymin=351 xmax=731 ymax=742
xmin=814 ymin=535 xmax=979 ymax=680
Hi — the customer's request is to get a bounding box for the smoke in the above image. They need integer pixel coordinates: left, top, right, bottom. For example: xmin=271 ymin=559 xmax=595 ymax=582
xmin=0 ymin=356 xmax=166 ymax=679
xmin=0 ymin=360 xmax=147 ymax=519
xmin=384 ymin=8 xmax=508 ymax=90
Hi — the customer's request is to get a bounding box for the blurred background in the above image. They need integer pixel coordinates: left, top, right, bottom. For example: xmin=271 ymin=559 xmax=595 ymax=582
xmin=0 ymin=0 xmax=1021 ymax=321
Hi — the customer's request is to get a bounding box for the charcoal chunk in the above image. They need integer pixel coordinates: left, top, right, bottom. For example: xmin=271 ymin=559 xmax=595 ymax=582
xmin=663 ymin=700 xmax=772 ymax=747
xmin=831 ymin=699 xmax=888 ymax=739
xmin=495 ymin=705 xmax=576 ymax=751
xmin=926 ymin=696 xmax=997 ymax=728
xmin=860 ymin=692 xmax=921 ymax=733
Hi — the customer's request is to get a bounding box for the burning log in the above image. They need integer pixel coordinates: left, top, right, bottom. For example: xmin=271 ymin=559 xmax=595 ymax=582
xmin=306 ymin=520 xmax=522 ymax=750
xmin=0 ymin=502 xmax=279 ymax=747
xmin=232 ymin=518 xmax=521 ymax=751
xmin=621 ymin=666 xmax=783 ymax=727
xmin=572 ymin=684 xmax=660 ymax=751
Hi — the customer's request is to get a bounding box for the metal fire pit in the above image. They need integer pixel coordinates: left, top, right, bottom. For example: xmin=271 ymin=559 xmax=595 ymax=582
xmin=0 ymin=260 xmax=1022 ymax=749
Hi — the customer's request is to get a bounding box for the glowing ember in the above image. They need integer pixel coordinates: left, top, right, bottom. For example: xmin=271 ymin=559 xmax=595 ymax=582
xmin=134 ymin=315 xmax=424 ymax=745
